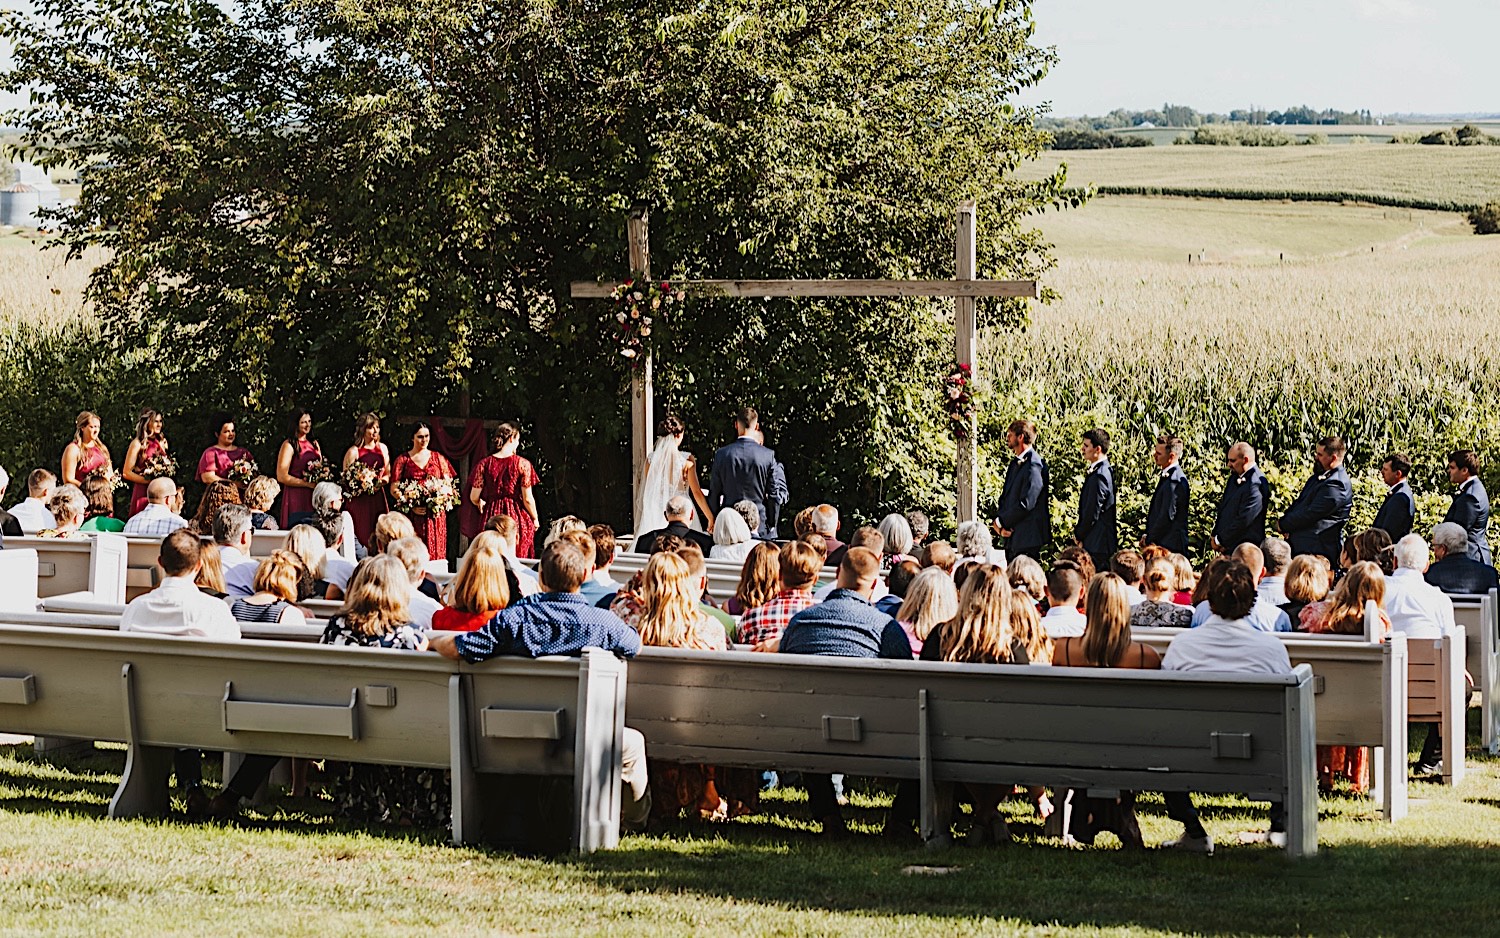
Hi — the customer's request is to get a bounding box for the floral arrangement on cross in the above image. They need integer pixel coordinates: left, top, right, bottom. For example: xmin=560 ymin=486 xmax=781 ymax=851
xmin=944 ymin=362 xmax=977 ymax=441
xmin=608 ymin=278 xmax=685 ymax=370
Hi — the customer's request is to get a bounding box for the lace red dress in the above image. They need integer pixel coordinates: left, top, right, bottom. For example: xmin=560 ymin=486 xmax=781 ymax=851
xmin=128 ymin=438 xmax=166 ymax=517
xmin=391 ymin=451 xmax=457 ymax=561
xmin=473 ymin=454 xmax=540 ymax=558
xmin=346 ymin=445 xmax=390 ymax=550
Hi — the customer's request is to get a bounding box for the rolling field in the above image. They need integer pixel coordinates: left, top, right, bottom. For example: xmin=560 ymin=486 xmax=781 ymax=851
xmin=1016 ymin=144 xmax=1500 ymax=210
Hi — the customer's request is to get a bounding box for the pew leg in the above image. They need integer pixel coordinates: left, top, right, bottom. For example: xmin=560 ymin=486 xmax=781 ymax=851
xmin=448 ymin=675 xmax=480 ymax=847
xmin=109 ymin=742 xmax=174 ymax=819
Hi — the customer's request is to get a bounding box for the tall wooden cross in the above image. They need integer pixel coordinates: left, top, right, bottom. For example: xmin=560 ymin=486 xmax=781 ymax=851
xmin=571 ymin=202 xmax=1038 ymax=527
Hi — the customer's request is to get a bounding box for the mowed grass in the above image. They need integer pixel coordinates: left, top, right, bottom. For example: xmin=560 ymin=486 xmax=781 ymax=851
xmin=3 ymin=732 xmax=1500 ymax=936
xmin=1016 ymin=145 xmax=1500 ymax=209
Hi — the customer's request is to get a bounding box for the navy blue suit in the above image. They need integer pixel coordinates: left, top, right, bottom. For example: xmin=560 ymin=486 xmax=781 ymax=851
xmin=707 ymin=436 xmax=779 ymax=538
xmin=1279 ymin=466 xmax=1352 ymax=565
xmin=1214 ymin=467 xmax=1271 ymax=552
xmin=1425 ymin=553 xmax=1500 ymax=596
xmin=1444 ymin=478 xmax=1492 ymax=565
xmin=1145 ymin=464 xmax=1191 ymax=554
xmin=997 ymin=448 xmax=1051 ymax=559
xmin=1074 ymin=458 xmax=1117 ymax=566
xmin=1372 ymin=481 xmax=1416 ymax=542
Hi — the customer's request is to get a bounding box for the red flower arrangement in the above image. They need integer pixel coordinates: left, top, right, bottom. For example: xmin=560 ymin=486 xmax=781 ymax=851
xmin=944 ymin=362 xmax=976 ymax=441
xmin=608 ymin=279 xmax=684 ymax=371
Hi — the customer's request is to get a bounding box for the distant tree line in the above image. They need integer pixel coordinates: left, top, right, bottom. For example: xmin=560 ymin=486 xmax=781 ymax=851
xmin=1047 ymin=128 xmax=1152 ymax=150
xmin=1390 ymin=125 xmax=1500 ymax=146
xmin=1041 ymin=104 xmax=1375 ymax=131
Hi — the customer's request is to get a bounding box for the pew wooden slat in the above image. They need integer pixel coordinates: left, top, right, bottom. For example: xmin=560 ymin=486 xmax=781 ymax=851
xmin=1448 ymin=590 xmax=1498 ymax=754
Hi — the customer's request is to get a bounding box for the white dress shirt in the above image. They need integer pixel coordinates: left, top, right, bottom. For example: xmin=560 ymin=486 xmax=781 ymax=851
xmin=323 ymin=556 xmax=357 ymax=592
xmin=1161 ymin=615 xmax=1292 ymax=675
xmin=119 ymin=575 xmax=241 ymax=640
xmin=1384 ymin=567 xmax=1455 ymax=639
xmin=1123 ymin=585 xmax=1146 ymax=607
xmin=11 ymin=497 xmax=55 ymax=534
xmin=409 ymin=591 xmax=441 ymax=630
xmin=219 ymin=544 xmax=256 ymax=569
xmin=122 ymin=503 xmax=189 ymax=537
xmin=1041 ymin=604 xmax=1087 ymax=638
xmin=1257 ymin=576 xmax=1289 ymax=607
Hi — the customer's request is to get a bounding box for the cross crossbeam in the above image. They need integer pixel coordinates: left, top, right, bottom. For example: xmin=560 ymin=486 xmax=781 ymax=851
xmin=570 ymin=279 xmax=1037 ymax=299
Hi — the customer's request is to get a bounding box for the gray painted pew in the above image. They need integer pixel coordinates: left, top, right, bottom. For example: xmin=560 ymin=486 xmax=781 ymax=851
xmin=1447 ymin=590 xmax=1498 ymax=753
xmin=625 ymin=648 xmax=1320 ymax=857
xmin=11 ymin=530 xmax=289 ymax=602
xmin=0 ymin=623 xmax=627 ymax=852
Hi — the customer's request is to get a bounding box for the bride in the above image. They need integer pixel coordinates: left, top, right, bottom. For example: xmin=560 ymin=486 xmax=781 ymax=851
xmin=635 ymin=415 xmax=715 ymax=542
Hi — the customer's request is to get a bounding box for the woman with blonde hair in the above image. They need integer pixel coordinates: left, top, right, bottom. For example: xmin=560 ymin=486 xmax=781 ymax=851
xmin=123 ymin=407 xmax=169 ymax=517
xmin=195 ymin=542 xmax=228 ymax=598
xmin=726 ymin=541 xmax=779 ymax=617
xmin=1129 ymin=557 xmax=1193 ymax=629
xmin=1007 ymin=554 xmax=1047 ymax=603
xmin=1303 ymin=560 xmax=1389 ymax=792
xmin=37 ymin=484 xmax=87 ymax=538
xmin=543 ymin=515 xmax=587 ymax=549
xmin=61 ymin=410 xmax=111 ymax=487
xmin=1282 ymin=554 xmax=1333 ymax=628
xmin=244 ymin=475 xmax=281 ymax=530
xmin=433 ymin=535 xmax=512 ymax=632
xmin=230 ymin=550 xmax=309 ymax=626
xmin=1170 ymin=553 xmax=1197 ymax=606
xmin=321 ymin=555 xmax=424 ymax=650
xmin=897 ymin=567 xmax=959 ymax=656
xmin=1009 ymin=588 xmax=1052 ymax=665
xmin=636 ymin=551 xmax=725 ymax=651
xmin=369 ymin=511 xmax=417 ymax=555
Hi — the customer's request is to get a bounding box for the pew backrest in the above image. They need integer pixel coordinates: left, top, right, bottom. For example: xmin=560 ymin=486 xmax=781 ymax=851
xmin=1406 ymin=625 xmax=1467 ymax=785
xmin=0 ymin=549 xmax=40 ymax=613
xmin=1448 ymin=589 xmax=1499 ymax=754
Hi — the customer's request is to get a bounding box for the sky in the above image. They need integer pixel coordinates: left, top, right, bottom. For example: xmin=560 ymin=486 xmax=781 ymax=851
xmin=1016 ymin=0 xmax=1500 ymax=117
xmin=2 ymin=0 xmax=1498 ymax=117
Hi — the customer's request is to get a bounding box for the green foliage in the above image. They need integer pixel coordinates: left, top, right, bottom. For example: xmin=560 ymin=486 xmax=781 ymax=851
xmin=1048 ymin=129 xmax=1151 ymax=150
xmin=0 ymin=0 xmax=1066 ymax=527
xmin=1175 ymin=125 xmax=1294 ymax=147
xmin=1094 ymin=186 xmax=1481 ymax=213
xmin=1470 ymin=202 xmax=1500 ymax=235
xmin=1301 ymin=132 xmax=1329 ymax=146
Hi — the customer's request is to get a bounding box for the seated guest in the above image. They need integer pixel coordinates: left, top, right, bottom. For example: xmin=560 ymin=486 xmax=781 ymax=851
xmin=1010 ymin=588 xmax=1052 ymax=665
xmin=189 ymin=480 xmax=241 ymax=536
xmin=0 ymin=465 xmax=21 ymax=537
xmin=370 ymin=511 xmax=418 ymax=555
xmin=1129 ymin=557 xmax=1193 ymax=629
xmin=578 ymin=524 xmax=620 ymax=606
xmin=710 ymin=507 xmax=755 ymax=564
xmin=229 ymin=550 xmax=310 ymax=627
xmin=78 ymin=474 xmax=124 ymax=532
xmin=1041 ymin=563 xmax=1088 ymax=637
xmin=1053 ymin=546 xmax=1097 ymax=588
xmin=919 ymin=564 xmax=1024 ymax=844
xmin=797 ymin=531 xmax=827 ymax=563
xmin=1258 ymin=538 xmax=1292 ymax=606
xmin=487 ymin=514 xmax=541 ymax=597
xmin=1304 ymin=561 xmax=1390 ymax=637
xmin=731 ymin=500 xmax=761 ymax=542
xmin=124 ymin=477 xmax=190 ymax=536
xmin=780 ymin=547 xmax=911 ymax=836
xmin=1007 ymin=554 xmax=1046 ymax=605
xmin=1108 ymin=550 xmax=1146 ymax=606
xmin=895 ymin=566 xmax=958 ymax=655
xmin=1053 ymin=573 xmax=1162 ymax=849
xmin=791 ymin=505 xmax=816 ymax=539
xmin=1189 ymin=544 xmax=1291 ymax=632
xmin=12 ymin=468 xmax=58 ymax=533
xmin=635 ymin=495 xmax=714 ymax=555
xmin=244 ymin=475 xmax=281 ymax=530
xmin=955 ymin=520 xmax=1003 ymax=568
xmin=1170 ymin=553 xmax=1197 ymax=606
xmin=310 ymin=481 xmax=361 ymax=561
xmin=1281 ymin=554 xmax=1332 ymax=629
xmin=36 ymin=485 xmax=87 ymax=538
xmin=815 ymin=527 xmax=886 ymax=601
xmin=1425 ymin=522 xmax=1500 ymax=595
xmin=878 ymin=513 xmax=916 ymax=567
xmin=877 ymin=560 xmax=921 ymax=617
xmin=674 ymin=542 xmax=736 ymax=639
xmin=737 ymin=541 xmax=821 ymax=648
xmin=121 ymin=529 xmax=240 ymax=817
xmin=195 ymin=543 xmax=229 ymax=598
xmin=213 ymin=504 xmax=257 ymax=569
xmin=1343 ymin=528 xmax=1396 ymax=576
xmin=1160 ymin=559 xmax=1294 ymax=853
xmin=388 ymin=536 xmax=442 ymax=629
xmin=228 ymin=523 xmax=324 ymax=599
xmin=905 ymin=510 xmax=930 ymax=548
xmin=429 ymin=536 xmax=648 ymax=830
xmin=809 ymin=504 xmax=847 ymax=567
xmin=313 ymin=513 xmax=358 ymax=600
xmin=725 ymin=542 xmax=779 ymax=618
xmin=919 ymin=540 xmax=958 ymax=575
xmin=542 ymin=515 xmax=587 ymax=550
xmin=433 ymin=534 xmax=512 ymax=632
xmin=321 ymin=555 xmax=427 ymax=649
xmin=1386 ymin=534 xmax=1455 ymax=639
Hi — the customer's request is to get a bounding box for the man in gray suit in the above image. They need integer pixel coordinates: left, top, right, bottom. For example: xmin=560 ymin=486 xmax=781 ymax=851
xmin=708 ymin=407 xmax=783 ymax=538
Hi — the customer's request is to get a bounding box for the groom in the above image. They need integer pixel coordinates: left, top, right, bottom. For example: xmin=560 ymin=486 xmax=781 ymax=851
xmin=708 ymin=407 xmax=782 ymax=539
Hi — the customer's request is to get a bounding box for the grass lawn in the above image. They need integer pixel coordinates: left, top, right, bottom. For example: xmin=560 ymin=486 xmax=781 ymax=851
xmin=3 ymin=728 xmax=1500 ymax=936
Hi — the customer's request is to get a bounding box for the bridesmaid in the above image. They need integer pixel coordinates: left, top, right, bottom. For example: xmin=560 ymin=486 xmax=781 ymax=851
xmin=61 ymin=411 xmax=112 ymax=487
xmin=276 ymin=409 xmax=324 ymax=528
xmin=469 ymin=422 xmax=540 ymax=558
xmin=390 ymin=421 xmax=457 ymax=562
xmin=197 ymin=414 xmax=254 ymax=485
xmin=342 ymin=413 xmax=390 ymax=550
xmin=122 ymin=407 xmax=169 ymax=517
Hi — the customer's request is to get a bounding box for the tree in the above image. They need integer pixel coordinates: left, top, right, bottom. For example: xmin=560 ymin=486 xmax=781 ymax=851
xmin=2 ymin=0 xmax=1067 ymax=529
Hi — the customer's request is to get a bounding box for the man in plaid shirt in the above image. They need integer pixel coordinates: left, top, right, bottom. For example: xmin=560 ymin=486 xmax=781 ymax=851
xmin=737 ymin=540 xmax=823 ymax=648
xmin=122 ymin=478 xmax=189 ymax=536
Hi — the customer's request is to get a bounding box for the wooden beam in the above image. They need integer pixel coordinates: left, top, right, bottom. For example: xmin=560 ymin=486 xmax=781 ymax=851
xmin=627 ymin=207 xmax=653 ymax=530
xmin=570 ymin=279 xmax=1037 ymax=299
xmin=954 ymin=201 xmax=978 ymax=525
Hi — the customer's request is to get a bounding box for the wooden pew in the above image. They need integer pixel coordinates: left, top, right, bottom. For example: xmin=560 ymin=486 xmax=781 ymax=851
xmin=12 ymin=531 xmax=290 ymax=603
xmin=1407 ymin=626 xmax=1467 ymax=785
xmin=1447 ymin=590 xmax=1498 ymax=753
xmin=0 ymin=548 xmax=41 ymax=613
xmin=0 ymin=623 xmax=627 ymax=852
xmin=625 ymin=649 xmax=1320 ymax=857
xmin=16 ymin=608 xmax=327 ymax=643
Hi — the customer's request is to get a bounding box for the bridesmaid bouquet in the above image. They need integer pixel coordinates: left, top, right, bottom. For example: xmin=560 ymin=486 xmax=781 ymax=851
xmin=139 ymin=452 xmax=178 ymax=480
xmin=88 ymin=466 xmax=127 ymax=493
xmin=342 ymin=461 xmax=381 ymax=497
xmin=227 ymin=457 xmax=259 ymax=484
xmin=421 ymin=476 xmax=461 ymax=513
xmin=302 ymin=460 xmax=336 ymax=485
xmin=391 ymin=479 xmax=426 ymax=513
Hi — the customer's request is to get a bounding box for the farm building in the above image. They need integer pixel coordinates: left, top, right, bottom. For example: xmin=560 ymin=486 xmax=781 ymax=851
xmin=0 ymin=162 xmax=62 ymax=228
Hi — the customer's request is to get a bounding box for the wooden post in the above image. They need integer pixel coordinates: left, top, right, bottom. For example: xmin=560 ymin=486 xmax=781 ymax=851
xmin=627 ymin=207 xmax=653 ymax=526
xmin=954 ymin=201 xmax=978 ymax=524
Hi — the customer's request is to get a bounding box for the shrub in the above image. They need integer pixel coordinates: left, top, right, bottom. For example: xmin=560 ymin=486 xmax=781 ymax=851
xmin=1049 ymin=128 xmax=1152 ymax=150
xmin=1471 ymin=202 xmax=1500 ymax=235
xmin=1301 ymin=132 xmax=1329 ymax=145
xmin=1180 ymin=124 xmax=1293 ymax=147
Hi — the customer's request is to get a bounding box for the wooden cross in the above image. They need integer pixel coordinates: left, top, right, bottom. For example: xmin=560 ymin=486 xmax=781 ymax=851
xmin=570 ymin=203 xmax=1038 ymax=528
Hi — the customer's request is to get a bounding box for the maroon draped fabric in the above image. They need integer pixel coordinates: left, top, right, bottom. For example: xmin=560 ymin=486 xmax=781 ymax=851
xmin=429 ymin=418 xmax=492 ymax=538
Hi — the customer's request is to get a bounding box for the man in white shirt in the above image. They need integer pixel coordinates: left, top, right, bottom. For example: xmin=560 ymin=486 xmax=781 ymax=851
xmin=1257 ymin=538 xmax=1291 ymax=607
xmin=1161 ymin=559 xmax=1293 ymax=855
xmin=313 ymin=514 xmax=357 ymax=598
xmin=1041 ymin=565 xmax=1087 ymax=638
xmin=123 ymin=478 xmax=190 ymax=537
xmin=11 ymin=468 xmax=57 ymax=534
xmin=1190 ymin=544 xmax=1291 ymax=632
xmin=214 ymin=504 xmax=257 ymax=569
xmin=1109 ymin=550 xmax=1147 ymax=607
xmin=1387 ymin=534 xmax=1457 ymax=776
xmin=388 ymin=536 xmax=440 ymax=629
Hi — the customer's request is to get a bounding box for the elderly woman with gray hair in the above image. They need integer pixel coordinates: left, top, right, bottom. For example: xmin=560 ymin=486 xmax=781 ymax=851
xmin=954 ymin=519 xmax=1006 ymax=570
xmin=310 ymin=481 xmax=361 ymax=562
xmin=878 ymin=513 xmax=915 ymax=568
xmin=711 ymin=506 xmax=756 ymax=564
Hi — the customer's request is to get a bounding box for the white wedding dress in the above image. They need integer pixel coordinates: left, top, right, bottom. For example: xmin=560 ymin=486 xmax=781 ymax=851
xmin=635 ymin=435 xmax=703 ymax=542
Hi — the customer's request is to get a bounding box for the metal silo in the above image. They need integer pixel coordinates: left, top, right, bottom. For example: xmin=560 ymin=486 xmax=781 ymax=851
xmin=0 ymin=183 xmax=44 ymax=227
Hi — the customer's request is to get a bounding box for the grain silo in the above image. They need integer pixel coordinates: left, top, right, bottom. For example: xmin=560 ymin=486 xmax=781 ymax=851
xmin=1 ymin=162 xmax=62 ymax=228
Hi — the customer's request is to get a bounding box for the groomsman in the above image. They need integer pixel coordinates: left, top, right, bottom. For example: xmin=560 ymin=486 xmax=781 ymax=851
xmin=1213 ymin=442 xmax=1271 ymax=553
xmin=1443 ymin=449 xmax=1492 ymax=565
xmin=1373 ymin=453 xmax=1417 ymax=541
xmin=1073 ymin=428 xmax=1117 ymax=571
xmin=993 ymin=419 xmax=1051 ymax=561
xmin=1278 ymin=436 xmax=1353 ymax=567
xmin=1143 ymin=434 xmax=1190 ymax=554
